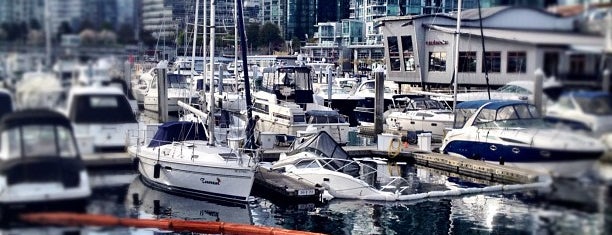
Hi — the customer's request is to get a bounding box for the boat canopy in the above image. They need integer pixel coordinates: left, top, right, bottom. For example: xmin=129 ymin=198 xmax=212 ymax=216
xmin=0 ymin=109 xmax=72 ymax=131
xmin=148 ymin=121 xmax=208 ymax=148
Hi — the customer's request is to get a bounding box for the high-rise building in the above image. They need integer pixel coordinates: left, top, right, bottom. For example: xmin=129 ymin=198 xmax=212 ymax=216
xmin=0 ymin=0 xmax=45 ymax=26
xmin=48 ymin=0 xmax=83 ymax=34
xmin=317 ymin=0 xmax=350 ymax=23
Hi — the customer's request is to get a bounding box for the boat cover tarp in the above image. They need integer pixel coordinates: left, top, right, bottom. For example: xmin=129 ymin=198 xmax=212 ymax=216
xmin=148 ymin=121 xmax=207 ymax=147
xmin=289 ymin=131 xmax=359 ymax=176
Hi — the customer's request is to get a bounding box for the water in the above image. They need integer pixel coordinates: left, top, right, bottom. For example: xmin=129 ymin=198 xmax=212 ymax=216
xmin=2 ymin=164 xmax=610 ymax=235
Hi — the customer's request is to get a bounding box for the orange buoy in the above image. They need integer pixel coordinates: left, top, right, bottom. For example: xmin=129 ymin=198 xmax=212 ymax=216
xmin=20 ymin=212 xmax=325 ymax=235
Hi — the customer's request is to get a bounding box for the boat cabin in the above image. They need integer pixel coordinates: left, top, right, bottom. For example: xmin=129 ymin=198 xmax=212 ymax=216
xmin=0 ymin=110 xmax=85 ymax=194
xmin=261 ymin=66 xmax=314 ymax=106
xmin=453 ymin=100 xmax=541 ymax=129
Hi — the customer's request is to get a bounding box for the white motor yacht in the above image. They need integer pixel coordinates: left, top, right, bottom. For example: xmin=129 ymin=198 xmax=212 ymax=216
xmin=64 ymin=86 xmax=138 ymax=155
xmin=386 ymin=97 xmax=454 ymax=141
xmin=441 ymin=100 xmax=605 ymax=178
xmin=252 ymin=65 xmax=350 ymax=145
xmin=0 ymin=109 xmax=91 ymax=212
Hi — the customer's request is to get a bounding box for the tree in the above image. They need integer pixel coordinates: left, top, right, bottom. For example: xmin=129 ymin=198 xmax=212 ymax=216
xmin=99 ymin=29 xmax=117 ymax=44
xmin=291 ymin=37 xmax=301 ymax=54
xmin=117 ymin=23 xmax=135 ymax=44
xmin=245 ymin=23 xmax=260 ymax=50
xmin=79 ymin=19 xmax=94 ymax=32
xmin=29 ymin=19 xmax=41 ymax=30
xmin=57 ymin=21 xmax=73 ymax=40
xmin=101 ymin=21 xmax=113 ymax=31
xmin=79 ymin=29 xmax=96 ymax=45
xmin=259 ymin=22 xmax=284 ymax=53
xmin=27 ymin=30 xmax=44 ymax=45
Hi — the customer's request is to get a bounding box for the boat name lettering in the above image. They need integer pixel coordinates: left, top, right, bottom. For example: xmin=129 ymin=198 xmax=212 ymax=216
xmin=425 ymin=40 xmax=449 ymax=45
xmin=200 ymin=177 xmax=221 ymax=185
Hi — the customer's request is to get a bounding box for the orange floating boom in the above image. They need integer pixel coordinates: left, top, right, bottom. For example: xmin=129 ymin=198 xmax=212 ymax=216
xmin=21 ymin=212 xmax=325 ymax=235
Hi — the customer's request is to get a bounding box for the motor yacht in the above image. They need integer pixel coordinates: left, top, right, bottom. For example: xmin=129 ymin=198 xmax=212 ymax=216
xmin=0 ymin=109 xmax=91 ymax=214
xmin=64 ymin=86 xmax=138 ymax=155
xmin=252 ymin=65 xmax=350 ymax=145
xmin=386 ymin=97 xmax=454 ymax=141
xmin=441 ymin=100 xmax=604 ymax=177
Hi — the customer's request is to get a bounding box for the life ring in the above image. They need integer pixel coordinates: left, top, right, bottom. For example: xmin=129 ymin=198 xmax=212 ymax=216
xmin=388 ymin=137 xmax=401 ymax=158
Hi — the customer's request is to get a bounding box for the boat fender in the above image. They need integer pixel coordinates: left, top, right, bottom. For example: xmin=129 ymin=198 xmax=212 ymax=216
xmin=499 ymin=156 xmax=505 ymax=165
xmin=154 ymin=163 xmax=161 ymax=178
xmin=153 ymin=200 xmax=161 ymax=215
xmin=132 ymin=158 xmax=140 ymax=171
xmin=132 ymin=193 xmax=140 ymax=206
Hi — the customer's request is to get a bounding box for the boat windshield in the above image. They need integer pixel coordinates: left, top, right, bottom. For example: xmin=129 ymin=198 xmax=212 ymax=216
xmin=407 ymin=99 xmax=449 ymax=110
xmin=320 ymin=87 xmax=350 ymax=95
xmin=575 ymin=95 xmax=612 ymax=115
xmin=306 ymin=111 xmax=347 ymax=124
xmin=167 ymin=74 xmax=190 ymax=89
xmin=496 ymin=84 xmax=532 ymax=94
xmin=69 ymin=94 xmax=137 ymax=124
xmin=473 ymin=104 xmax=544 ymax=128
xmin=1 ymin=125 xmax=78 ymax=160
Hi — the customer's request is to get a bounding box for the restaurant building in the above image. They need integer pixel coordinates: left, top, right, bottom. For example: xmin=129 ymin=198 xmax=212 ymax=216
xmin=378 ymin=6 xmax=611 ymax=88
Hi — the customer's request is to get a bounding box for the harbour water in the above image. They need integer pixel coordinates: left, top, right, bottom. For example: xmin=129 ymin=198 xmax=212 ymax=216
xmin=3 ymin=163 xmax=610 ymax=235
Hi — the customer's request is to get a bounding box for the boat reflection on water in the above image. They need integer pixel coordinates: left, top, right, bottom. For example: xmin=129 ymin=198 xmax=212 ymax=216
xmin=125 ymin=176 xmax=253 ymax=225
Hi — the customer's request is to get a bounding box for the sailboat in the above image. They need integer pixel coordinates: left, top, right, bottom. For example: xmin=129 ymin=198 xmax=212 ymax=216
xmin=127 ymin=0 xmax=258 ymax=202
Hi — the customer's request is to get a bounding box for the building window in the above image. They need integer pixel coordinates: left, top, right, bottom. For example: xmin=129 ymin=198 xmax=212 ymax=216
xmin=569 ymin=54 xmax=585 ymax=74
xmin=507 ymin=51 xmax=526 ymax=73
xmin=458 ymin=51 xmax=477 ymax=72
xmin=401 ymin=36 xmax=415 ymax=71
xmin=482 ymin=51 xmax=501 ymax=73
xmin=387 ymin=36 xmax=400 ymax=71
xmin=428 ymin=52 xmax=446 ymax=72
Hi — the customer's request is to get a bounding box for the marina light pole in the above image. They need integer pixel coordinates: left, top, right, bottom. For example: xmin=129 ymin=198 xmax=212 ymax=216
xmin=452 ymin=0 xmax=463 ymax=112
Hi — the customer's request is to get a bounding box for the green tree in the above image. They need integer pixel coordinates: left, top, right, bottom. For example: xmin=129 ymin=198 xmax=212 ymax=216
xmin=117 ymin=23 xmax=135 ymax=44
xmin=57 ymin=21 xmax=73 ymax=40
xmin=79 ymin=19 xmax=94 ymax=32
xmin=245 ymin=23 xmax=260 ymax=50
xmin=101 ymin=21 xmax=113 ymax=30
xmin=291 ymin=37 xmax=301 ymax=54
xmin=29 ymin=19 xmax=41 ymax=30
xmin=259 ymin=22 xmax=284 ymax=53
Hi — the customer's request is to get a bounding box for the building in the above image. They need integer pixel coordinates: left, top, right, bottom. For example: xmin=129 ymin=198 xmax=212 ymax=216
xmin=0 ymin=0 xmax=45 ymax=26
xmin=378 ymin=6 xmax=611 ymax=88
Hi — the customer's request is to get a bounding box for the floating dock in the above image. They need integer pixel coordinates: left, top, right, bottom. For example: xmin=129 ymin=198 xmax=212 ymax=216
xmin=253 ymin=166 xmax=323 ymax=202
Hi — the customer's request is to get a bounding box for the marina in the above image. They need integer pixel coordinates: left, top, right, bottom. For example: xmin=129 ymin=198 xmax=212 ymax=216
xmin=1 ymin=1 xmax=612 ymax=234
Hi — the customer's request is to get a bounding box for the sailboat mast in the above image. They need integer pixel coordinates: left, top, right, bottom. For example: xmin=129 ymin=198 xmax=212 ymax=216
xmin=190 ymin=0 xmax=200 ymax=105
xmin=208 ymin=0 xmax=216 ymax=146
xmin=452 ymin=0 xmax=463 ymax=111
xmin=477 ymin=0 xmax=491 ymax=100
xmin=234 ymin=0 xmax=239 ymax=86
xmin=236 ymin=0 xmax=255 ymax=147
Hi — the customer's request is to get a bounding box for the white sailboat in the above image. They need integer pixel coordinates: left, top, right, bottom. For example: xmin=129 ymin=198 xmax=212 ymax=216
xmin=128 ymin=0 xmax=257 ymax=202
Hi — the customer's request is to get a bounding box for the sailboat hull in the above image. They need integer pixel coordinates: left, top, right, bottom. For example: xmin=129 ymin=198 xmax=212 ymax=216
xmin=137 ymin=153 xmax=255 ymax=202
